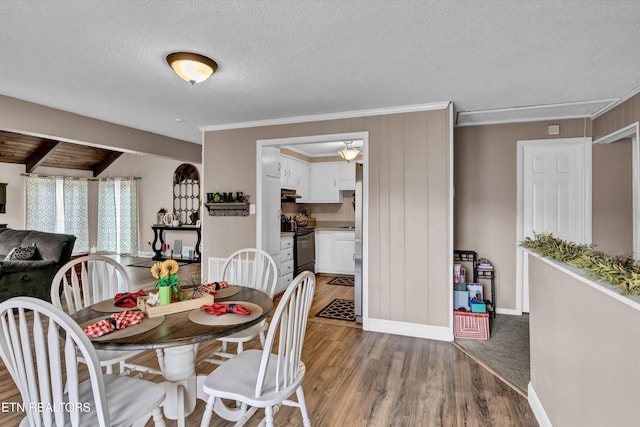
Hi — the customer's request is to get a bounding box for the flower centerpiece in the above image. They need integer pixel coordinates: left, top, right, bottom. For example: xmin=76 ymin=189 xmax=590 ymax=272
xmin=150 ymin=259 xmax=182 ymax=305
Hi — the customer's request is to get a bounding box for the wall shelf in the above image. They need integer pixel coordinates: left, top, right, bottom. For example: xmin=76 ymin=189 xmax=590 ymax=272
xmin=204 ymin=202 xmax=250 ymax=216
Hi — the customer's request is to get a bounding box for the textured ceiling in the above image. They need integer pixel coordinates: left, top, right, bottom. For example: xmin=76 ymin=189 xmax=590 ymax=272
xmin=1 ymin=1 xmax=639 ymax=144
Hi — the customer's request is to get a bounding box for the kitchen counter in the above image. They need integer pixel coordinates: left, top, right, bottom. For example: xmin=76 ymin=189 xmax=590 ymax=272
xmin=280 ymin=231 xmax=295 ymax=237
xmin=314 ymin=221 xmax=355 ymax=231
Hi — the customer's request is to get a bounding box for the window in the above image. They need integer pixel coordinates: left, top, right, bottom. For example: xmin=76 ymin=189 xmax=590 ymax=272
xmin=25 ymin=176 xmax=90 ymax=253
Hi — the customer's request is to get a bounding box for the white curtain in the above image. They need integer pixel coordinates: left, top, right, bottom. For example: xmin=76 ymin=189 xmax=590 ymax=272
xmin=25 ymin=176 xmax=57 ymax=232
xmin=63 ymin=178 xmax=89 ymax=253
xmin=97 ymin=178 xmax=138 ymax=255
xmin=119 ymin=178 xmax=138 ymax=256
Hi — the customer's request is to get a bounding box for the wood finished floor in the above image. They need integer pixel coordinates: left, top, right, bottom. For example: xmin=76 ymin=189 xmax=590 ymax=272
xmin=0 ymin=259 xmax=538 ymax=426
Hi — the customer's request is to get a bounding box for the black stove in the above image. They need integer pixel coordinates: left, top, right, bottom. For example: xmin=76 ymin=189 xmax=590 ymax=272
xmin=293 ymin=228 xmax=315 ymax=275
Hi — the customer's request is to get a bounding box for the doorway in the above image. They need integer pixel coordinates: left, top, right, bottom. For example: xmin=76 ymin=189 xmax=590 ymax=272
xmin=516 ymin=137 xmax=592 ymax=313
xmin=256 ymin=132 xmax=370 ymax=327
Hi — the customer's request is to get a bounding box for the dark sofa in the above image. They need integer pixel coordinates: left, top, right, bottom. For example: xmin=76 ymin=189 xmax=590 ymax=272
xmin=0 ymin=229 xmax=76 ymax=302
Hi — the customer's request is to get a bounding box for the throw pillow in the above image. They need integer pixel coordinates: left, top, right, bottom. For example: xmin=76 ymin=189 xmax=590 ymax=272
xmin=4 ymin=244 xmax=39 ymax=261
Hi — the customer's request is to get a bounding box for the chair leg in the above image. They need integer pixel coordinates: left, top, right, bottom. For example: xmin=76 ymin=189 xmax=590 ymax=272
xmin=151 ymin=407 xmax=166 ymax=427
xmin=296 ymin=387 xmax=311 ymax=427
xmin=264 ymin=406 xmax=275 ymax=427
xmin=200 ymin=395 xmax=215 ymax=427
xmin=237 ymin=342 xmax=244 ymax=354
xmin=259 ymin=331 xmax=266 ymax=348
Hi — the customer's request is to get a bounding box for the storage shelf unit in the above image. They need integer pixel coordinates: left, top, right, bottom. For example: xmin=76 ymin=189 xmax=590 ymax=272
xmin=453 ymin=249 xmax=495 ymax=318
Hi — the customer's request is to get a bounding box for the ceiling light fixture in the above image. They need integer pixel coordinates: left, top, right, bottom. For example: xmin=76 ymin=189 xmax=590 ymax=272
xmin=166 ymin=52 xmax=218 ymax=85
xmin=338 ymin=140 xmax=359 ymax=162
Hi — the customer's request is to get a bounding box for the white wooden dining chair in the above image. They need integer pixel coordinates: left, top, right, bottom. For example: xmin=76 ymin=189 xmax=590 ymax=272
xmin=51 ymin=255 xmax=163 ymax=376
xmin=0 ymin=296 xmax=166 ymax=427
xmin=199 ymin=270 xmax=316 ymax=427
xmin=199 ymin=248 xmax=278 ymax=365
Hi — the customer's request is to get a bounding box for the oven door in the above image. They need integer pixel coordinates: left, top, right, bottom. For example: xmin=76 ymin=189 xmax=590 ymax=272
xmin=295 ymin=230 xmax=315 ymax=275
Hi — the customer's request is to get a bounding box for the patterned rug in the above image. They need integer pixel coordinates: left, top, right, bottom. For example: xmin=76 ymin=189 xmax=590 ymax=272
xmin=326 ymin=276 xmax=355 ymax=286
xmin=316 ymin=298 xmax=355 ymax=321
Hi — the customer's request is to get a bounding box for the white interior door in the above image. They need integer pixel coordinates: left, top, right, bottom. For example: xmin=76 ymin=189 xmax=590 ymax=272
xmin=517 ymin=137 xmax=592 ymax=313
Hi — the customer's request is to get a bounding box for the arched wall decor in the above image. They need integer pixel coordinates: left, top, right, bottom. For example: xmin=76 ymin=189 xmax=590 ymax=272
xmin=173 ymin=163 xmax=200 ymax=225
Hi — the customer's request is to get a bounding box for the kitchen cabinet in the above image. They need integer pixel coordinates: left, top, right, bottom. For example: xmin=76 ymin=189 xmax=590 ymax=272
xmin=261 ymin=147 xmax=282 ymax=258
xmin=307 ymin=162 xmax=343 ymax=203
xmin=336 ymin=162 xmax=356 ymax=190
xmin=277 ymin=234 xmax=294 ymax=294
xmin=315 ymin=232 xmax=333 ymax=273
xmin=315 ymin=230 xmax=355 ymax=275
xmin=279 ymin=155 xmax=310 ymax=200
xmin=262 ymin=146 xmax=281 ymax=179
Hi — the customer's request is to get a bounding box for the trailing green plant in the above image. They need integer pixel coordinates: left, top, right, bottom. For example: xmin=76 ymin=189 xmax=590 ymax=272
xmin=521 ymin=233 xmax=640 ymax=296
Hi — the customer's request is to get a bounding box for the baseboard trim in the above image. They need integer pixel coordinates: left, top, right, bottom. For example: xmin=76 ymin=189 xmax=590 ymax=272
xmin=366 ymin=317 xmax=453 ymax=342
xmin=496 ymin=307 xmax=522 ymax=316
xmin=528 ymin=383 xmax=553 ymax=427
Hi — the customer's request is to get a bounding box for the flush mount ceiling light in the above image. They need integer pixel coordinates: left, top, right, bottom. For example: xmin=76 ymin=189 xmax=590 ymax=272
xmin=338 ymin=140 xmax=360 ymax=162
xmin=166 ymin=52 xmax=218 ymax=85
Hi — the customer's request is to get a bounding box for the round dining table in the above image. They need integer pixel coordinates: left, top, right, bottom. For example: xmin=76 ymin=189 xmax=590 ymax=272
xmin=70 ymin=287 xmax=273 ymax=427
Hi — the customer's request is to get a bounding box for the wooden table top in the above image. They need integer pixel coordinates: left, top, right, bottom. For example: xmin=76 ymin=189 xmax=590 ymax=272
xmin=71 ymin=287 xmax=273 ymax=351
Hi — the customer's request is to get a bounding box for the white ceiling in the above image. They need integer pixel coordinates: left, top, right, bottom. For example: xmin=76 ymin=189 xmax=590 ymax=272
xmin=1 ymin=1 xmax=639 ymax=145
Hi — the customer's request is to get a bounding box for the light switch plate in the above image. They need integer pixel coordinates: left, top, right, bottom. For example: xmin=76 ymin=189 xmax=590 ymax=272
xmin=548 ymin=124 xmax=560 ymax=135
xmin=250 ymin=204 xmax=256 ymax=214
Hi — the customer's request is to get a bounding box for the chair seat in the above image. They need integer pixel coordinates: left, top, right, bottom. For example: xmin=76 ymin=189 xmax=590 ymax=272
xmin=19 ymin=374 xmax=166 ymax=426
xmin=218 ymin=322 xmax=267 ymax=343
xmin=202 ymin=349 xmax=305 ymax=408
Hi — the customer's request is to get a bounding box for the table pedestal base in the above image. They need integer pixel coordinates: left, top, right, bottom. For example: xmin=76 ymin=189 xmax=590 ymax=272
xmin=162 ymin=345 xmax=197 ymax=425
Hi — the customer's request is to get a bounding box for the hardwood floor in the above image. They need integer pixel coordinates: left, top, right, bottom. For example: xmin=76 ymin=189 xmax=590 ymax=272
xmin=0 ymin=260 xmax=538 ymax=426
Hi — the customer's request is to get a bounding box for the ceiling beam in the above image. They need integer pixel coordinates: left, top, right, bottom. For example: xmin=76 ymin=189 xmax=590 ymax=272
xmin=25 ymin=140 xmax=61 ymax=172
xmin=92 ymin=151 xmax=123 ymax=177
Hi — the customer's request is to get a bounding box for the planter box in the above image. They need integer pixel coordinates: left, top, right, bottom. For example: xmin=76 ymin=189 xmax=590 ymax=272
xmin=454 ymin=311 xmax=490 ymax=340
xmin=137 ymin=293 xmax=213 ymax=318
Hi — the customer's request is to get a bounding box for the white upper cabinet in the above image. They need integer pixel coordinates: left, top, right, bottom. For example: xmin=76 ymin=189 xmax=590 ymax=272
xmin=296 ymin=160 xmax=309 ymax=201
xmin=336 ymin=162 xmax=356 ymax=190
xmin=263 ymin=146 xmax=281 ymax=178
xmin=280 ymin=155 xmax=310 ymax=200
xmin=307 ymin=162 xmax=343 ymax=203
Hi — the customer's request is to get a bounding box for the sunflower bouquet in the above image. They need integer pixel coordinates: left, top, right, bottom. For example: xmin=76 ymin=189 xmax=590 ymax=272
xmin=150 ymin=259 xmax=183 ymax=302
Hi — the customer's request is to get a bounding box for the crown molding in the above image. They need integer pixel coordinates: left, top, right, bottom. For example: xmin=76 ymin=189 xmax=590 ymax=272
xmin=456 ymin=99 xmax=617 ymax=127
xmin=200 ymin=102 xmax=450 ymax=132
xmin=591 ymin=84 xmax=640 ymax=118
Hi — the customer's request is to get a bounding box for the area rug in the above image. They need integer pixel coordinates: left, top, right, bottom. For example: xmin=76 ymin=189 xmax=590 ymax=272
xmin=326 ymin=276 xmax=355 ymax=286
xmin=316 ymin=298 xmax=355 ymax=321
xmin=127 ymin=260 xmax=189 ymax=268
xmin=453 ymin=313 xmax=530 ymax=396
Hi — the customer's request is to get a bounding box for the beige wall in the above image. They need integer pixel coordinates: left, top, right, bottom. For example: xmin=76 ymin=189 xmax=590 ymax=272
xmin=98 ymin=154 xmax=202 ymax=255
xmin=203 ymin=107 xmax=452 ymax=328
xmin=0 ymin=95 xmax=200 ymax=163
xmin=454 ymin=119 xmax=589 ymax=311
xmin=528 ymin=253 xmax=640 ymax=426
xmin=593 ymin=92 xmax=640 ymax=140
xmin=592 ymin=139 xmax=633 ymax=254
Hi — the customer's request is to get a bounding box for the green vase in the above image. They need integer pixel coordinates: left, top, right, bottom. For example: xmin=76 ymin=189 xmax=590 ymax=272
xmin=158 ymin=286 xmax=171 ymax=306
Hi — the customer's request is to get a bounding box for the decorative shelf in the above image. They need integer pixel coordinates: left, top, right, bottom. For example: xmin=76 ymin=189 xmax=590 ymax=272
xmin=204 ymin=202 xmax=250 ymax=216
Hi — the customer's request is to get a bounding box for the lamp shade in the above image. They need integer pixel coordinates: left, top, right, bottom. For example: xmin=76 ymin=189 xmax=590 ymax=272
xmin=166 ymin=52 xmax=218 ymax=85
xmin=338 ymin=141 xmax=359 ymax=162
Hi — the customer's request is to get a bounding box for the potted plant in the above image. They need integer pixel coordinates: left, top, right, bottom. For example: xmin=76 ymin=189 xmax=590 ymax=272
xmin=150 ymin=259 xmax=183 ymax=305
